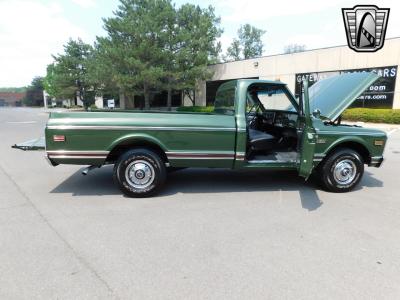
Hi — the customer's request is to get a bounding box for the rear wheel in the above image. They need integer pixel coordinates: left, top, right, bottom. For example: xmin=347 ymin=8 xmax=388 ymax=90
xmin=318 ymin=148 xmax=364 ymax=193
xmin=114 ymin=148 xmax=166 ymax=197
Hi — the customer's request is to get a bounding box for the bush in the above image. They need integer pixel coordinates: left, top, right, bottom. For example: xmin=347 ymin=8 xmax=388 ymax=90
xmin=342 ymin=108 xmax=400 ymax=124
xmin=177 ymin=106 xmax=400 ymax=124
xmin=176 ymin=106 xmax=214 ymax=113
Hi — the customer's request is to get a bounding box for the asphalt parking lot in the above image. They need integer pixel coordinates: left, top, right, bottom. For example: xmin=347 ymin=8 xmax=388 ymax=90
xmin=1 ymin=107 xmax=400 ymax=299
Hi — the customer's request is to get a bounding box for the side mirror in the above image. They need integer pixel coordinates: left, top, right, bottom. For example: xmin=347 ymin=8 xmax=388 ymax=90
xmin=312 ymin=108 xmax=321 ymax=119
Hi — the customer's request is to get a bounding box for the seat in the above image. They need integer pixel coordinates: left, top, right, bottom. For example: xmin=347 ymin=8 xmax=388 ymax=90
xmin=248 ymin=129 xmax=278 ymax=151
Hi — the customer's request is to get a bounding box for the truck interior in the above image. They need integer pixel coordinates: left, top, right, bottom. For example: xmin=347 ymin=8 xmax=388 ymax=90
xmin=245 ymin=83 xmax=300 ymax=163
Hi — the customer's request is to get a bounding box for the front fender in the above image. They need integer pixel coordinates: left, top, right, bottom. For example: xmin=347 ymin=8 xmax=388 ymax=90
xmin=323 ymin=135 xmax=372 ymax=155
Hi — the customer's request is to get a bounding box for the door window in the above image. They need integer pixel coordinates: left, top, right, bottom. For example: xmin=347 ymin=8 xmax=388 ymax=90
xmin=214 ymin=86 xmax=236 ymax=115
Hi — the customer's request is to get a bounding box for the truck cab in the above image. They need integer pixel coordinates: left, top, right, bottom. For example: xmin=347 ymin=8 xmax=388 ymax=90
xmin=213 ymin=79 xmax=301 ymax=169
xmin=213 ymin=74 xmax=386 ymax=192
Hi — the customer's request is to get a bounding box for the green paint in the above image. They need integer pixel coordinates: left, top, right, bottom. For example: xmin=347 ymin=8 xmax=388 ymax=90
xmin=41 ymin=77 xmax=387 ymax=176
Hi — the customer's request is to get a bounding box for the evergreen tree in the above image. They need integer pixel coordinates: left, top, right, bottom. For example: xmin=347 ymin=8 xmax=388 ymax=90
xmin=98 ymin=0 xmax=222 ymax=109
xmin=45 ymin=39 xmax=95 ymax=108
xmin=99 ymin=0 xmax=174 ymax=109
xmin=45 ymin=0 xmax=223 ymax=109
xmin=175 ymin=4 xmax=222 ymax=105
xmin=23 ymin=77 xmax=44 ymax=106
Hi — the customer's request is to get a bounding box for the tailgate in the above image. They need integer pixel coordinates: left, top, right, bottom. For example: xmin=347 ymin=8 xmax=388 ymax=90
xmin=12 ymin=137 xmax=45 ymax=151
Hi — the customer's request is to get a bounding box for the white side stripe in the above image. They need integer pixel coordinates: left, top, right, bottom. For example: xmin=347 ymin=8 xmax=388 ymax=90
xmin=47 ymin=125 xmax=236 ymax=132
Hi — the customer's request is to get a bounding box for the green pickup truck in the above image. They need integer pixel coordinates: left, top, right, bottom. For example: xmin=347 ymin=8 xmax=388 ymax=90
xmin=14 ymin=73 xmax=387 ymax=197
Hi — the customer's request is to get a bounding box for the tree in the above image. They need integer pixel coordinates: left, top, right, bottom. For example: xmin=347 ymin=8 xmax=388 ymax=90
xmin=226 ymin=39 xmax=241 ymax=61
xmin=0 ymin=87 xmax=26 ymax=93
xmin=45 ymin=0 xmax=223 ymax=110
xmin=23 ymin=77 xmax=44 ymax=106
xmin=225 ymin=24 xmax=265 ymax=61
xmin=239 ymin=24 xmax=265 ymax=59
xmin=43 ymin=64 xmax=61 ymax=99
xmin=99 ymin=0 xmax=175 ymax=109
xmin=166 ymin=4 xmax=222 ymax=108
xmin=153 ymin=0 xmax=179 ymax=110
xmin=98 ymin=0 xmax=222 ymax=109
xmin=85 ymin=43 xmax=121 ymax=105
xmin=45 ymin=39 xmax=96 ymax=108
xmin=284 ymin=44 xmax=306 ymax=54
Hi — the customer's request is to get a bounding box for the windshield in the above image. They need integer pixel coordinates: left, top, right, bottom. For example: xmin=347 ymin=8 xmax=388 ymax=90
xmin=257 ymin=87 xmax=295 ymax=111
xmin=214 ymin=86 xmax=236 ymax=115
xmin=247 ymin=84 xmax=296 ymax=112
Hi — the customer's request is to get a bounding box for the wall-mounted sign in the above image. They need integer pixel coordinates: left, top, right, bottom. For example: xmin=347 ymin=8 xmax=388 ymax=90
xmin=295 ymin=65 xmax=397 ymax=108
xmin=107 ymin=99 xmax=115 ymax=109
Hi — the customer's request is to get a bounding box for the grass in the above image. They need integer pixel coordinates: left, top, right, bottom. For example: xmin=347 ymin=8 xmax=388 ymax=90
xmin=176 ymin=106 xmax=215 ymax=113
xmin=342 ymin=108 xmax=400 ymax=124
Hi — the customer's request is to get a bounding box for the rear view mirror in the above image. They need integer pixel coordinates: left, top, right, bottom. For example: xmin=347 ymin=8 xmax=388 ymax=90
xmin=312 ymin=108 xmax=321 ymax=118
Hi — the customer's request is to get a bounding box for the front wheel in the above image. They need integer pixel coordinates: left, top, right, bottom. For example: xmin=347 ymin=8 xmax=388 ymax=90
xmin=318 ymin=148 xmax=364 ymax=193
xmin=114 ymin=149 xmax=166 ymax=197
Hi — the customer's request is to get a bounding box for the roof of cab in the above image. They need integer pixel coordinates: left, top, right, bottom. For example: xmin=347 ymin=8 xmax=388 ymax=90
xmin=238 ymin=79 xmax=286 ymax=85
xmin=218 ymin=79 xmax=286 ymax=91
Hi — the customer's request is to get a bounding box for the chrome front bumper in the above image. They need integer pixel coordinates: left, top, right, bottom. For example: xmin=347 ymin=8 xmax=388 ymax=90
xmin=369 ymin=156 xmax=384 ymax=167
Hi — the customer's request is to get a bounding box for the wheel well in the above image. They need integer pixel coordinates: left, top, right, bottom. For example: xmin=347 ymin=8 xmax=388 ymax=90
xmin=326 ymin=141 xmax=370 ymax=164
xmin=106 ymin=140 xmax=168 ymax=163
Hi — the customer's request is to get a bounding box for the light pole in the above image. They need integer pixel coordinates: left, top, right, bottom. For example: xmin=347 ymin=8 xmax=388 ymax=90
xmin=42 ymin=90 xmax=48 ymax=109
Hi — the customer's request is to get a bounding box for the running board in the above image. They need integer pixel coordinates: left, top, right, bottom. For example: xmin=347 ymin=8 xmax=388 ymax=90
xmin=247 ymin=159 xmax=297 ymax=164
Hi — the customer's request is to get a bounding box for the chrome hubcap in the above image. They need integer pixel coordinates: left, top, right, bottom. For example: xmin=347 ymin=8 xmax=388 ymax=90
xmin=125 ymin=160 xmax=155 ymax=189
xmin=333 ymin=159 xmax=356 ymax=185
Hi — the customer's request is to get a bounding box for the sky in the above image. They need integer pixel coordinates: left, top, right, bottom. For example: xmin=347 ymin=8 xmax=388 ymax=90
xmin=0 ymin=0 xmax=399 ymax=87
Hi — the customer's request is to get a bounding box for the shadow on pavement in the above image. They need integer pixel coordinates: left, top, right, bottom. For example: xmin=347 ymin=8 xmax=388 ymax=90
xmin=50 ymin=166 xmax=121 ymax=196
xmin=356 ymin=170 xmax=384 ymax=190
xmin=50 ymin=167 xmax=383 ymax=211
xmin=167 ymin=169 xmax=324 ymax=211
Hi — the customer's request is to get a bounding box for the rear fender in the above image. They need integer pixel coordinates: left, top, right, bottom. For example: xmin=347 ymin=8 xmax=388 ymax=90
xmin=108 ymin=133 xmax=168 ymax=152
xmin=106 ymin=133 xmax=169 ymax=163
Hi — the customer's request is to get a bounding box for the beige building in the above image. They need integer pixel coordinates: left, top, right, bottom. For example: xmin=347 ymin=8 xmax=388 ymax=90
xmin=194 ymin=37 xmax=400 ymax=109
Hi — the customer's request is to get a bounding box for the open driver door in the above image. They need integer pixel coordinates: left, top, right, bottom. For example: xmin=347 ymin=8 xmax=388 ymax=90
xmin=298 ymin=80 xmax=317 ymax=180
